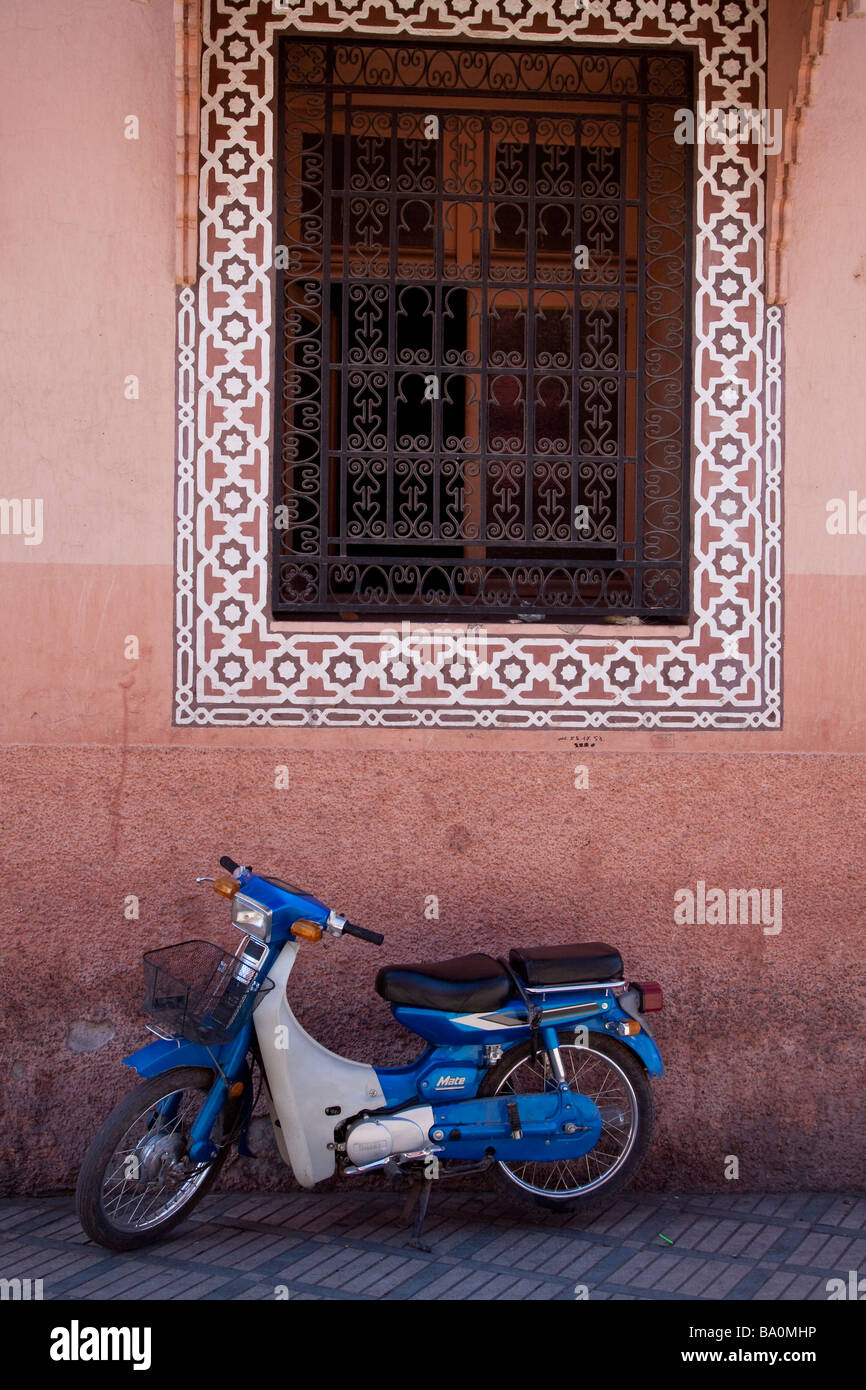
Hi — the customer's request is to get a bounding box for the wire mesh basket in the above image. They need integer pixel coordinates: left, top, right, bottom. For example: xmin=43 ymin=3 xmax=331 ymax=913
xmin=142 ymin=939 xmax=274 ymax=1046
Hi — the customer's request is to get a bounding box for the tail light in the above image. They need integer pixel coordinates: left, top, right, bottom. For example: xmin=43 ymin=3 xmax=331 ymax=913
xmin=631 ymin=980 xmax=663 ymax=1012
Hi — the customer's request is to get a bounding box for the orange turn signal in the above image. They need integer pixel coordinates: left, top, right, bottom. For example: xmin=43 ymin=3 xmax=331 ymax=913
xmin=229 ymin=1081 xmax=245 ymax=1098
xmin=618 ymin=1019 xmax=641 ymax=1036
xmin=291 ymin=918 xmax=323 ymax=942
xmin=213 ymin=875 xmax=241 ymax=899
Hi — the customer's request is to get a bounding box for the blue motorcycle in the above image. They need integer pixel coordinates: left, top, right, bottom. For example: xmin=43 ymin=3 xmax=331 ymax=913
xmin=76 ymin=857 xmax=664 ymax=1250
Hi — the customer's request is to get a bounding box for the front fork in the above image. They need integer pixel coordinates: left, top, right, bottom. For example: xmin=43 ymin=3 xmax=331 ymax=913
xmin=184 ymin=1029 xmax=251 ymax=1163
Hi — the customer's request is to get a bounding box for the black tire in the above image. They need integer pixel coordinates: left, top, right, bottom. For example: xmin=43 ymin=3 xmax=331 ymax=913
xmin=76 ymin=1067 xmax=240 ymax=1251
xmin=479 ymin=1031 xmax=655 ymax=1216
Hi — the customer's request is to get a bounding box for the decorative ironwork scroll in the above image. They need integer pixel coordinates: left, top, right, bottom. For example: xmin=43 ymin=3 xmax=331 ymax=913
xmin=175 ymin=0 xmax=781 ymax=729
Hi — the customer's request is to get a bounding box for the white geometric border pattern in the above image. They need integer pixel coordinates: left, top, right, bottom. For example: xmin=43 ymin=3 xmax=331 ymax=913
xmin=174 ymin=0 xmax=782 ymax=729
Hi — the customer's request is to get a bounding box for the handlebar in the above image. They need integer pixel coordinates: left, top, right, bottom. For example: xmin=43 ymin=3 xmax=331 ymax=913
xmin=220 ymin=855 xmax=240 ymax=874
xmin=342 ymin=921 xmax=384 ymax=947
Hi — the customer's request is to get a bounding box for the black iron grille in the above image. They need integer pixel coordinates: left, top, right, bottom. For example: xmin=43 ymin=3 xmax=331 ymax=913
xmin=273 ymin=40 xmax=693 ymax=621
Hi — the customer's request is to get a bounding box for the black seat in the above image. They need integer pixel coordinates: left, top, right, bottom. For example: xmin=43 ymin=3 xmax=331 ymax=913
xmin=509 ymin=942 xmax=623 ymax=987
xmin=376 ymin=953 xmax=512 ymax=1012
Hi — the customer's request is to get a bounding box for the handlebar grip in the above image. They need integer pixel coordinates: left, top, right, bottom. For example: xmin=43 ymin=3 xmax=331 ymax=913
xmin=343 ymin=921 xmax=384 ymax=946
xmin=219 ymin=855 xmax=239 ymax=875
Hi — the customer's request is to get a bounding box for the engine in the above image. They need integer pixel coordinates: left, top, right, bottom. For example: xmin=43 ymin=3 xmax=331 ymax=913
xmin=345 ymin=1105 xmax=435 ymax=1166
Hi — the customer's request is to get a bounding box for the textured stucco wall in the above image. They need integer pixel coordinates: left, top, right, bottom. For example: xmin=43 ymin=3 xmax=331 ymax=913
xmin=1 ymin=1 xmax=865 ymax=1196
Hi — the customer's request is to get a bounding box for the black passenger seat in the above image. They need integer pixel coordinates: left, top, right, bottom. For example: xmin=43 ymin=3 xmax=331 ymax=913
xmin=509 ymin=942 xmax=623 ymax=986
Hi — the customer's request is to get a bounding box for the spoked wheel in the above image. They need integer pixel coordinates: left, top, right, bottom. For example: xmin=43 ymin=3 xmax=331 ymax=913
xmin=479 ymin=1033 xmax=654 ymax=1214
xmin=76 ymin=1067 xmax=240 ymax=1251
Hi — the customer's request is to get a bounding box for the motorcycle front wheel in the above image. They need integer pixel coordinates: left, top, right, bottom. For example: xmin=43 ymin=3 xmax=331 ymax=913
xmin=479 ymin=1033 xmax=654 ymax=1215
xmin=76 ymin=1066 xmax=240 ymax=1251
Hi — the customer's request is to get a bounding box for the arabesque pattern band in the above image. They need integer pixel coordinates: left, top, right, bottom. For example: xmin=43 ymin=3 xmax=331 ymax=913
xmin=175 ymin=0 xmax=781 ymax=729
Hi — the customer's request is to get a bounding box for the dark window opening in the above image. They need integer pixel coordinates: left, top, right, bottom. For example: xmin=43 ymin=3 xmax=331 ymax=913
xmin=273 ymin=39 xmax=694 ymax=621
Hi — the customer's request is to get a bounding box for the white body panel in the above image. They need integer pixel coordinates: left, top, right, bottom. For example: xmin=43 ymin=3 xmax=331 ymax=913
xmin=253 ymin=941 xmax=386 ymax=1187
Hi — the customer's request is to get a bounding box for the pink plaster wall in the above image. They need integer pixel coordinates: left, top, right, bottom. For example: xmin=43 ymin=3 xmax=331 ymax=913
xmin=1 ymin=0 xmax=865 ymax=1195
xmin=0 ymin=0 xmax=176 ymax=572
xmin=783 ymin=17 xmax=866 ymax=577
xmin=2 ymin=747 xmax=864 ymax=1193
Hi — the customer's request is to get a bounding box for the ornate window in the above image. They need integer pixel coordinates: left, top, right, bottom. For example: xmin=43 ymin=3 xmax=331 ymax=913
xmin=274 ymin=40 xmax=694 ymax=621
xmin=176 ymin=1 xmax=781 ymax=730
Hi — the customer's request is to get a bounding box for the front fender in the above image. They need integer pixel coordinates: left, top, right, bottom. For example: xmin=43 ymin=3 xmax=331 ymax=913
xmin=123 ymin=1037 xmax=231 ymax=1078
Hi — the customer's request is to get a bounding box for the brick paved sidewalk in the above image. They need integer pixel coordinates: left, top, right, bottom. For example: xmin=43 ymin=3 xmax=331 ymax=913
xmin=2 ymin=1190 xmax=864 ymax=1301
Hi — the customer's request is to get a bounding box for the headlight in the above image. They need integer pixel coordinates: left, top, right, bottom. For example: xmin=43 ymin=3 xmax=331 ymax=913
xmin=231 ymin=892 xmax=273 ymax=942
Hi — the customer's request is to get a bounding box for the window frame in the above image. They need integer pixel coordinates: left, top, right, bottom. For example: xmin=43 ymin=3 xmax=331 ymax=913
xmin=173 ymin=0 xmax=782 ymax=731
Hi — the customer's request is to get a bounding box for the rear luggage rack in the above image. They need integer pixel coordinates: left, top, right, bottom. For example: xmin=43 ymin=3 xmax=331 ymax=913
xmin=523 ymin=979 xmax=626 ymax=994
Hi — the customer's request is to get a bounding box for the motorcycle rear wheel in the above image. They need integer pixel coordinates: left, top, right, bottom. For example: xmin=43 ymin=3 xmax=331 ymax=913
xmin=478 ymin=1033 xmax=654 ymax=1215
xmin=76 ymin=1066 xmax=240 ymax=1251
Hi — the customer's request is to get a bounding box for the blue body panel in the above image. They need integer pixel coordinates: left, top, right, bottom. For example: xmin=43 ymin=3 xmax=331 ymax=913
xmin=375 ymin=989 xmax=663 ymax=1105
xmin=376 ymin=1045 xmax=485 ymax=1108
xmin=243 ymin=875 xmax=330 ymax=942
xmin=429 ymin=1088 xmax=603 ymax=1162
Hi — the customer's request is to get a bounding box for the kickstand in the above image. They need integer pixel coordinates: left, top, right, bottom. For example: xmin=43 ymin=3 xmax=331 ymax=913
xmin=401 ymin=1176 xmax=433 ymax=1253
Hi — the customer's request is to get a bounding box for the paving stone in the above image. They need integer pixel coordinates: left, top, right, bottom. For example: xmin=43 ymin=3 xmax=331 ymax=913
xmin=316 ymin=1249 xmax=388 ymax=1291
xmin=112 ymin=1271 xmax=182 ymax=1300
xmin=750 ymin=1270 xmax=803 ymax=1300
xmin=687 ymin=1218 xmax=744 ymax=1253
xmin=409 ymin=1265 xmax=487 ymax=1299
xmin=784 ymin=1273 xmax=833 ymax=1300
xmin=538 ymin=1240 xmax=614 ymax=1280
xmin=219 ymin=1232 xmax=296 ymax=1271
xmin=524 ymin=1280 xmax=571 ymax=1300
xmin=653 ymin=1257 xmax=709 ymax=1292
xmin=472 ymin=1274 xmax=548 ymax=1299
xmin=171 ymin=1275 xmax=239 ymax=1300
xmin=26 ymin=1213 xmax=87 ymax=1240
xmin=734 ymin=1223 xmax=789 ymax=1260
xmin=599 ymin=1203 xmax=664 ymax=1239
xmin=678 ymin=1260 xmax=751 ymax=1299
xmin=45 ymin=1254 xmax=118 ymax=1293
xmin=228 ymin=1282 xmax=282 ymax=1301
xmin=454 ymin=1271 xmax=521 ymax=1300
xmin=610 ymin=1251 xmax=676 ymax=1288
xmin=820 ymin=1198 xmax=866 ymax=1231
xmin=0 ymin=1237 xmax=35 ymax=1261
xmin=67 ymin=1262 xmax=166 ymax=1300
xmin=0 ymin=1206 xmax=55 ymax=1234
xmin=355 ymin=1257 xmax=425 ymax=1298
xmin=787 ymin=1231 xmax=853 ymax=1269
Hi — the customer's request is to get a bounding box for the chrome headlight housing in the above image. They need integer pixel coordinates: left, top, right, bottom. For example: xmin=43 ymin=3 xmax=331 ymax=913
xmin=231 ymin=892 xmax=273 ymax=943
